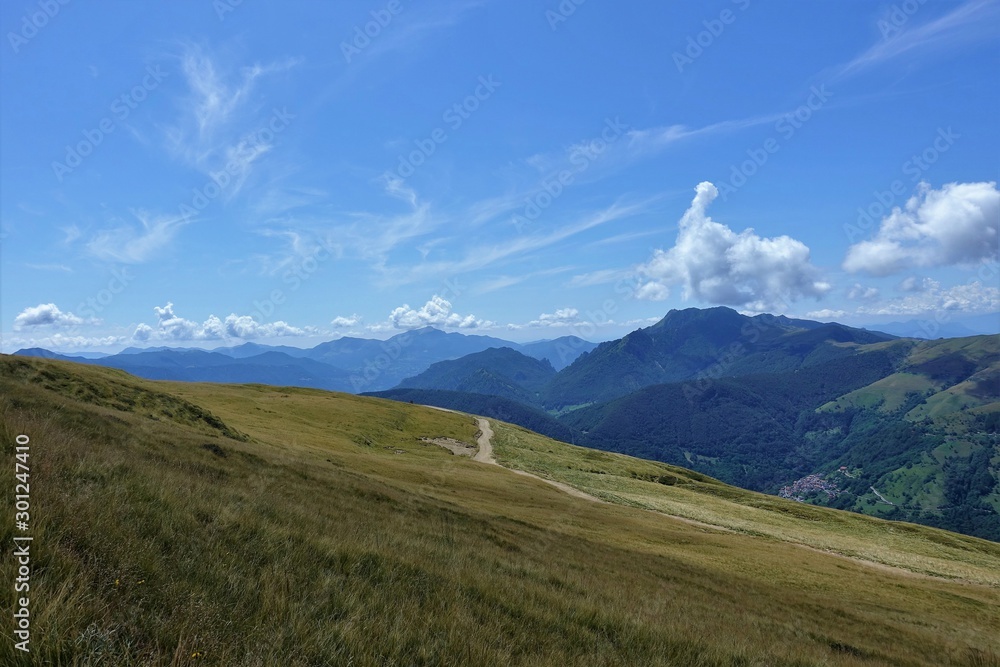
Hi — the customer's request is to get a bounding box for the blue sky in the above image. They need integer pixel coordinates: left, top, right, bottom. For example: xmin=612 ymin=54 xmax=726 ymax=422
xmin=2 ymin=0 xmax=998 ymax=352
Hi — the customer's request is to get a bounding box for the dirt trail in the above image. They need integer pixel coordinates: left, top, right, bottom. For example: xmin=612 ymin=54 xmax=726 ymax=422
xmin=472 ymin=418 xmax=494 ymax=463
xmin=465 ymin=416 xmax=959 ymax=578
xmin=473 ymin=418 xmax=603 ymax=502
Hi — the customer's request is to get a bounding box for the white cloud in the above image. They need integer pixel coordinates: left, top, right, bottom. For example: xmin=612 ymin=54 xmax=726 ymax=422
xmin=566 ymin=268 xmax=630 ymax=289
xmin=86 ymin=211 xmax=190 ymax=264
xmin=805 ymin=309 xmax=847 ymax=320
xmin=831 ymin=0 xmax=1000 ymax=81
xmin=331 ymin=314 xmax=362 ymax=328
xmin=634 ymin=282 xmax=669 ymax=301
xmin=636 ymin=182 xmax=829 ymax=311
xmin=132 ymin=302 xmax=313 ymax=342
xmin=847 ymin=284 xmax=880 ymax=300
xmin=164 ymin=45 xmax=298 ymax=196
xmin=843 ymin=181 xmax=999 ymax=276
xmin=534 ymin=308 xmax=580 ymax=326
xmin=380 ymin=198 xmax=653 ymax=286
xmin=506 ymin=307 xmax=616 ymax=331
xmin=6 ymin=333 xmax=125 ymax=350
xmin=857 ymin=280 xmax=1000 ymax=315
xmin=14 ymin=303 xmax=85 ymax=329
xmin=899 ymin=276 xmax=935 ymax=292
xmin=386 ymin=295 xmax=492 ymax=330
xmin=174 ymin=46 xmax=296 ymax=144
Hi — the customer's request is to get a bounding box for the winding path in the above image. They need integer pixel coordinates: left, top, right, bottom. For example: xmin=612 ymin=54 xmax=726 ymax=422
xmin=472 ymin=418 xmax=495 ymax=463
xmin=462 ymin=417 xmax=948 ymax=579
xmin=473 ymin=418 xmax=603 ymax=502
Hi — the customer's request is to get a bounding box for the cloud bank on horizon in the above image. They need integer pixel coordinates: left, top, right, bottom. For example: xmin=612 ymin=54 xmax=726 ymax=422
xmin=2 ymin=1 xmax=998 ymax=351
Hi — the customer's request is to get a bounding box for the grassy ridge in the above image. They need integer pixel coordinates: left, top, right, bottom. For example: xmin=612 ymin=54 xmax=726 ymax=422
xmin=1 ymin=356 xmax=999 ymax=666
xmin=489 ymin=423 xmax=1000 ymax=585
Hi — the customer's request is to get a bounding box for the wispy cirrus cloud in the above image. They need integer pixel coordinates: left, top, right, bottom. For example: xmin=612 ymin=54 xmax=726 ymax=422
xmin=829 ymin=0 xmax=1000 ymax=82
xmin=566 ymin=268 xmax=632 ymax=289
xmin=169 ymin=45 xmax=298 ymax=151
xmin=473 ymin=266 xmax=574 ymax=295
xmin=85 ymin=210 xmax=190 ymax=264
xmin=379 ymin=197 xmax=656 ymax=286
xmin=163 ymin=44 xmax=299 ymax=200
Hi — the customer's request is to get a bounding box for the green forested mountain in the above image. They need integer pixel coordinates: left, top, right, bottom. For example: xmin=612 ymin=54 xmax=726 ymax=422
xmin=539 ymin=306 xmax=895 ymax=409
xmin=379 ymin=310 xmax=997 ymax=539
xmin=563 ymin=335 xmax=1000 ymax=540
xmin=395 ymin=346 xmax=556 ymax=403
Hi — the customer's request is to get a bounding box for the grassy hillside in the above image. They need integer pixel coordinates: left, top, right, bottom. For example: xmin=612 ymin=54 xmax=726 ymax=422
xmin=366 ymin=387 xmax=578 ymax=443
xmin=1 ymin=355 xmax=999 ymax=666
xmin=808 ymin=335 xmax=1000 ymax=536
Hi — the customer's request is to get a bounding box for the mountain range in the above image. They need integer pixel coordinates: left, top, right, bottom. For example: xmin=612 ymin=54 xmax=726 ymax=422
xmin=366 ymin=307 xmax=1000 ymax=540
xmin=15 ymin=328 xmax=598 ymax=393
xmin=15 ymin=307 xmax=999 ymax=539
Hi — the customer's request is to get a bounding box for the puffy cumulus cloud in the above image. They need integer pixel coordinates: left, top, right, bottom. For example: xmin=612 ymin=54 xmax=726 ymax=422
xmin=131 ymin=302 xmax=313 ymax=342
xmin=509 ymin=308 xmax=584 ymax=330
xmin=536 ymin=308 xmax=580 ymax=326
xmin=222 ymin=315 xmax=307 ymax=339
xmin=844 ymin=181 xmax=1000 ymax=276
xmin=387 ymin=296 xmax=492 ymax=330
xmin=857 ymin=280 xmax=1000 ymax=316
xmin=148 ymin=302 xmax=206 ymax=340
xmin=331 ymin=314 xmax=362 ymax=328
xmin=847 ymin=284 xmax=879 ymax=300
xmin=636 ymin=182 xmax=829 ymax=311
xmin=14 ymin=303 xmax=88 ymax=329
xmin=634 ymin=282 xmax=669 ymax=301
